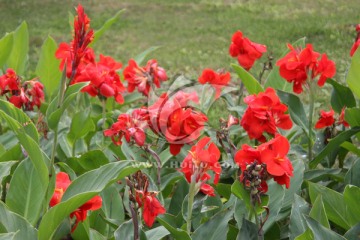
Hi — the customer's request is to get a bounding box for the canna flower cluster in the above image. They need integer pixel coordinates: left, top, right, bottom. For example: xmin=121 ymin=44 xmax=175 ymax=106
xmin=229 ymin=30 xmax=267 ymax=70
xmin=276 ymin=44 xmax=336 ymax=94
xmin=241 ymin=87 xmax=293 ymax=142
xmin=50 ymin=172 xmax=102 ymax=232
xmin=198 ymin=68 xmax=231 ymax=99
xmin=55 ymin=4 xmax=125 ymax=103
xmin=148 ymin=91 xmax=208 ymax=155
xmin=123 ymin=59 xmax=167 ymax=96
xmin=181 ymin=137 xmax=221 ymax=196
xmin=0 ymin=68 xmax=44 ymax=110
xmin=104 ymin=108 xmax=149 ymax=146
xmin=315 ymin=107 xmax=349 ymax=129
xmin=235 ymin=134 xmax=294 ymax=193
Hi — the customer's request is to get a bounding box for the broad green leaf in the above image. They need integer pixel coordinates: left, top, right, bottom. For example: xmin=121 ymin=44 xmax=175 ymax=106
xmin=303 ymin=215 xmax=346 ymax=240
xmin=345 ymin=158 xmax=360 ymax=187
xmin=343 ymin=185 xmax=360 ymax=225
xmin=346 ymin=47 xmax=360 ymax=99
xmin=231 ymin=180 xmax=269 ymax=214
xmin=265 ymin=37 xmax=305 ymax=92
xmin=308 ymin=182 xmax=351 ymax=230
xmin=67 ymin=150 xmax=109 ymax=175
xmin=6 ymin=159 xmax=46 ymax=225
xmin=304 ymin=168 xmax=342 ymax=182
xmin=46 ymin=82 xmax=89 ymax=130
xmin=0 ymin=99 xmax=38 ymax=142
xmin=0 ymin=232 xmax=17 ymax=240
xmin=68 ymin=111 xmax=95 ymax=143
xmin=289 ymin=194 xmax=311 ymax=240
xmin=38 ymin=161 xmax=144 ymax=240
xmin=122 ymin=92 xmax=144 ymax=106
xmin=0 ymin=33 xmax=14 ymax=68
xmin=237 ymin=218 xmax=258 ymax=240
xmin=344 ymin=222 xmax=360 ymax=240
xmin=91 ymin=10 xmax=125 ymax=46
xmin=277 ymin=90 xmax=309 ymax=136
xmin=6 ymin=22 xmax=28 ymax=75
xmin=134 ymin=46 xmax=160 ymax=65
xmin=309 ymin=196 xmax=330 ymax=228
xmin=35 ymin=36 xmax=61 ymax=100
xmin=101 ymin=185 xmax=124 ymax=222
xmin=262 ymin=180 xmax=285 ymax=232
xmin=157 ymin=214 xmax=191 ymax=240
xmin=0 ymin=161 xmax=17 ymax=182
xmin=0 ymin=202 xmax=37 ymax=240
xmin=0 ymin=144 xmax=21 ymax=162
xmin=294 ymin=229 xmax=314 ymax=240
xmin=0 ymin=110 xmax=49 ymax=188
xmin=232 ymin=64 xmax=263 ymax=95
xmin=345 ymin=108 xmax=360 ymax=127
xmin=181 ymin=194 xmax=206 ymax=223
xmin=327 ymin=79 xmax=356 ymax=113
xmin=310 ymin=127 xmax=360 ymax=168
xmin=90 ymin=229 xmax=107 ymax=240
xmin=233 ymin=198 xmax=247 ymax=230
xmin=341 ymin=141 xmax=360 ymax=156
xmin=192 ymin=207 xmax=234 ymax=240
xmin=145 ymin=226 xmax=169 ymax=240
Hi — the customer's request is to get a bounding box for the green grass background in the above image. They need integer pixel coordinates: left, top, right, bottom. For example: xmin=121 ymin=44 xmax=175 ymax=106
xmin=0 ymin=0 xmax=359 ymax=80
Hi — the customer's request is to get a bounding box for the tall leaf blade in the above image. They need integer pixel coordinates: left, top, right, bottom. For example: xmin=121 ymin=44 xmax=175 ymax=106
xmin=0 ymin=32 xmax=14 ymax=69
xmin=346 ymin=47 xmax=360 ymax=99
xmin=232 ymin=64 xmax=263 ymax=95
xmin=6 ymin=22 xmax=28 ymax=75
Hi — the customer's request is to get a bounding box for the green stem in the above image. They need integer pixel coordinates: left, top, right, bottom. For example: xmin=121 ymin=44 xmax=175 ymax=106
xmin=186 ymin=180 xmax=196 ymax=235
xmin=102 ymin=98 xmax=107 ymax=130
xmin=49 ymin=129 xmax=58 ymax=176
xmin=308 ymin=83 xmax=315 ymax=168
xmin=251 ymin=201 xmax=263 ymax=240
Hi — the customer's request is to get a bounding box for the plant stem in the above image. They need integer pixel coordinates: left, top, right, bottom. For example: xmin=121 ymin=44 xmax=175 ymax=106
xmin=186 ymin=180 xmax=196 ymax=235
xmin=251 ymin=201 xmax=263 ymax=240
xmin=49 ymin=129 xmax=58 ymax=176
xmin=129 ymin=201 xmax=139 ymax=240
xmin=102 ymin=98 xmax=107 ymax=130
xmin=308 ymin=82 xmax=315 ymax=168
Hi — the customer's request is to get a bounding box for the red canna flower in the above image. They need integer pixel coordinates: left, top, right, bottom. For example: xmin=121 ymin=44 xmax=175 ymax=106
xmin=338 ymin=107 xmax=350 ymax=127
xmin=229 ymin=31 xmax=267 ymax=70
xmin=241 ymin=87 xmax=292 ymax=142
xmin=50 ymin=172 xmax=102 ymax=232
xmin=350 ymin=24 xmax=360 ymax=57
xmin=104 ymin=108 xmax=148 ymax=146
xmin=123 ymin=59 xmax=167 ymax=96
xmin=276 ymin=44 xmax=335 ymax=94
xmin=181 ymin=137 xmax=221 ymax=196
xmin=0 ymin=68 xmax=20 ymax=92
xmin=55 ymin=4 xmax=94 ymax=79
xmin=234 ymin=134 xmax=294 ymax=191
xmin=135 ymin=190 xmax=166 ymax=227
xmin=226 ymin=114 xmax=239 ymax=128
xmin=148 ymin=91 xmax=208 ymax=155
xmin=198 ymin=68 xmax=231 ymax=99
xmin=314 ymin=109 xmax=335 ymax=129
xmin=73 ymin=54 xmax=125 ymax=103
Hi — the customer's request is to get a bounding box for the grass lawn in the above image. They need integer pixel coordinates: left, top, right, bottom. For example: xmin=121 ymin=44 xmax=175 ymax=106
xmin=0 ymin=0 xmax=359 ymax=80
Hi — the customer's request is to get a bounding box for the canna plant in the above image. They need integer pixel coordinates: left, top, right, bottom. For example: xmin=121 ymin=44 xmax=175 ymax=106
xmin=0 ymin=4 xmax=359 ymax=240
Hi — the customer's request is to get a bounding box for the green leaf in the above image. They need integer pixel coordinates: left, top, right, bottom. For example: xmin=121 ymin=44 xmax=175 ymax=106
xmin=6 ymin=22 xmax=28 ymax=75
xmin=265 ymin=37 xmax=305 ymax=92
xmin=0 ymin=202 xmax=37 ymax=240
xmin=310 ymin=127 xmax=360 ymax=168
xmin=232 ymin=64 xmax=263 ymax=95
xmin=344 ymin=222 xmax=360 ymax=240
xmin=341 ymin=141 xmax=360 ymax=156
xmin=0 ymin=33 xmax=14 ymax=69
xmin=67 ymin=150 xmax=109 ymax=175
xmin=0 ymin=109 xmax=49 ymax=188
xmin=237 ymin=218 xmax=258 ymax=240
xmin=100 ymin=185 xmax=125 ymax=222
xmin=38 ymin=161 xmax=144 ymax=240
xmin=134 ymin=46 xmax=160 ymax=65
xmin=46 ymin=82 xmax=89 ymax=130
xmin=327 ymin=79 xmax=356 ymax=113
xmin=0 ymin=99 xmax=38 ymax=142
xmin=289 ymin=194 xmax=311 ymax=240
xmin=6 ymin=158 xmax=46 ymax=225
xmin=304 ymin=168 xmax=342 ymax=182
xmin=277 ymin=90 xmax=309 ymax=136
xmin=345 ymin=158 xmax=360 ymax=187
xmin=231 ymin=180 xmax=269 ymax=214
xmin=309 ymin=196 xmax=330 ymax=228
xmin=294 ymin=229 xmax=314 ymax=240
xmin=35 ymin=36 xmax=61 ymax=100
xmin=343 ymin=185 xmax=360 ymax=226
xmin=346 ymin=46 xmax=360 ymax=99
xmin=308 ymin=182 xmax=351 ymax=230
xmin=0 ymin=161 xmax=16 ymax=186
xmin=91 ymin=9 xmax=125 ymax=46
xmin=303 ymin=215 xmax=346 ymax=240
xmin=145 ymin=226 xmax=170 ymax=240
xmin=157 ymin=214 xmax=191 ymax=240
xmin=68 ymin=111 xmax=95 ymax=143
xmin=262 ymin=180 xmax=285 ymax=232
xmin=192 ymin=207 xmax=234 ymax=240
xmin=114 ymin=221 xmax=134 ymax=240
xmin=0 ymin=232 xmax=17 ymax=240
xmin=345 ymin=108 xmax=360 ymax=127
